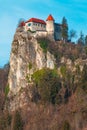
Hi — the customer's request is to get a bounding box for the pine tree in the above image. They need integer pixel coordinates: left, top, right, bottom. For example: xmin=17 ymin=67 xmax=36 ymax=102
xmin=17 ymin=18 xmax=25 ymax=27
xmin=85 ymin=35 xmax=87 ymax=46
xmin=62 ymin=17 xmax=68 ymax=42
xmin=69 ymin=29 xmax=77 ymax=41
xmin=78 ymin=31 xmax=85 ymax=45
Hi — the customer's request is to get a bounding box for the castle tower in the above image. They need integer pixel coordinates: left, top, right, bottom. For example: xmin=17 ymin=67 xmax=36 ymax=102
xmin=46 ymin=14 xmax=55 ymax=33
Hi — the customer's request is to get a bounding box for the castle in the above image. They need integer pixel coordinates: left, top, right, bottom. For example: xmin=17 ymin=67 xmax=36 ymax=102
xmin=24 ymin=14 xmax=62 ymax=40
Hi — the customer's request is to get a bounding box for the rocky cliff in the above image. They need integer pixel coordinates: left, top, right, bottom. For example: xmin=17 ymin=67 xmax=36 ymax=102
xmin=7 ymin=28 xmax=87 ymax=111
xmin=3 ymin=28 xmax=87 ymax=130
xmin=8 ymin=30 xmax=55 ymax=94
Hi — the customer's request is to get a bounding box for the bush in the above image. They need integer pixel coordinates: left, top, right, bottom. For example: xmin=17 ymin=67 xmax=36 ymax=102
xmin=32 ymin=68 xmax=61 ymax=104
xmin=13 ymin=111 xmax=23 ymax=130
xmin=62 ymin=120 xmax=71 ymax=130
xmin=5 ymin=84 xmax=9 ymax=97
xmin=28 ymin=62 xmax=32 ymax=70
xmin=60 ymin=65 xmax=67 ymax=77
xmin=0 ymin=112 xmax=12 ymax=130
xmin=28 ymin=29 xmax=36 ymax=33
xmin=80 ymin=64 xmax=87 ymax=92
xmin=85 ymin=46 xmax=87 ymax=55
xmin=37 ymin=37 xmax=50 ymax=53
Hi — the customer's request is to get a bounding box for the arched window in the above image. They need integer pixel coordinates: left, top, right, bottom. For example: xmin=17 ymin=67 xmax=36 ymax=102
xmin=28 ymin=23 xmax=31 ymax=26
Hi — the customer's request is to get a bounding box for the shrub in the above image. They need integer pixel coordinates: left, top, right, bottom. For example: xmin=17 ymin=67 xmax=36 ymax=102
xmin=37 ymin=37 xmax=50 ymax=53
xmin=85 ymin=46 xmax=87 ymax=55
xmin=13 ymin=111 xmax=23 ymax=130
xmin=28 ymin=62 xmax=32 ymax=70
xmin=28 ymin=29 xmax=36 ymax=33
xmin=5 ymin=84 xmax=10 ymax=97
xmin=32 ymin=68 xmax=61 ymax=104
xmin=0 ymin=112 xmax=12 ymax=130
xmin=80 ymin=64 xmax=87 ymax=92
xmin=62 ymin=120 xmax=71 ymax=130
xmin=60 ymin=65 xmax=67 ymax=77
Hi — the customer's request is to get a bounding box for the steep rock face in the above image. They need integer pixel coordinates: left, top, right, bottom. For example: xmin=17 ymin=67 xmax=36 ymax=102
xmin=8 ymin=31 xmax=55 ymax=94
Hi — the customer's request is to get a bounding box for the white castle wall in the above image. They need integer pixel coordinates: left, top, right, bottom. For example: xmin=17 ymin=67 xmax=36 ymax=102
xmin=25 ymin=22 xmax=46 ymax=31
xmin=36 ymin=31 xmax=47 ymax=37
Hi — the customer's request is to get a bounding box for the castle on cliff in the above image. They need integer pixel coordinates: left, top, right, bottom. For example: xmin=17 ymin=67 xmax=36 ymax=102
xmin=24 ymin=14 xmax=62 ymax=40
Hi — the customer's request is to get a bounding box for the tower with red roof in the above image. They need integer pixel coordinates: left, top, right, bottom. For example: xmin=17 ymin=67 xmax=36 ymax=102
xmin=46 ymin=14 xmax=55 ymax=33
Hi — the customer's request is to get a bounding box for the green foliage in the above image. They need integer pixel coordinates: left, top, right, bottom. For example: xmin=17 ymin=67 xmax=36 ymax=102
xmin=26 ymin=75 xmax=31 ymax=83
xmin=69 ymin=29 xmax=77 ymax=41
xmin=17 ymin=18 xmax=25 ymax=27
xmin=32 ymin=68 xmax=58 ymax=84
xmin=69 ymin=55 xmax=76 ymax=62
xmin=62 ymin=17 xmax=68 ymax=41
xmin=78 ymin=31 xmax=85 ymax=45
xmin=13 ymin=111 xmax=23 ymax=130
xmin=32 ymin=68 xmax=61 ymax=104
xmin=75 ymin=64 xmax=80 ymax=75
xmin=37 ymin=37 xmax=50 ymax=52
xmin=0 ymin=112 xmax=12 ymax=130
xmin=55 ymin=94 xmax=62 ymax=104
xmin=6 ymin=113 xmax=12 ymax=126
xmin=60 ymin=65 xmax=67 ymax=77
xmin=28 ymin=62 xmax=32 ymax=70
xmin=5 ymin=84 xmax=10 ymax=97
xmin=0 ymin=116 xmax=6 ymax=129
xmin=85 ymin=35 xmax=87 ymax=46
xmin=62 ymin=121 xmax=71 ymax=130
xmin=80 ymin=64 xmax=87 ymax=92
xmin=28 ymin=29 xmax=36 ymax=33
xmin=84 ymin=46 xmax=87 ymax=55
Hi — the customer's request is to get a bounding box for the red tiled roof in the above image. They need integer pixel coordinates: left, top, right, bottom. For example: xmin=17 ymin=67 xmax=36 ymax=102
xmin=26 ymin=18 xmax=46 ymax=24
xmin=46 ymin=14 xmax=54 ymax=21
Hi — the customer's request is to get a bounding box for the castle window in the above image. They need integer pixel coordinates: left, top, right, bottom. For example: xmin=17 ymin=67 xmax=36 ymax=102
xmin=28 ymin=23 xmax=31 ymax=26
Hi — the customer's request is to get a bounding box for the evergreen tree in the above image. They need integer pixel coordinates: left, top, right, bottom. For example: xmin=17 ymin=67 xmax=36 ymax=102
xmin=62 ymin=17 xmax=68 ymax=42
xmin=78 ymin=31 xmax=85 ymax=45
xmin=85 ymin=35 xmax=87 ymax=46
xmin=80 ymin=64 xmax=87 ymax=92
xmin=69 ymin=29 xmax=77 ymax=41
xmin=17 ymin=18 xmax=25 ymax=27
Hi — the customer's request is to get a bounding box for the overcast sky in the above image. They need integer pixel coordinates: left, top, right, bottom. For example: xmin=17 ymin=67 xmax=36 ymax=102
xmin=0 ymin=0 xmax=87 ymax=67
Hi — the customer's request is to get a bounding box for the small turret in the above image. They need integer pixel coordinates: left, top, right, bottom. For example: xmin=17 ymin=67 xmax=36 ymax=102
xmin=46 ymin=14 xmax=55 ymax=33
